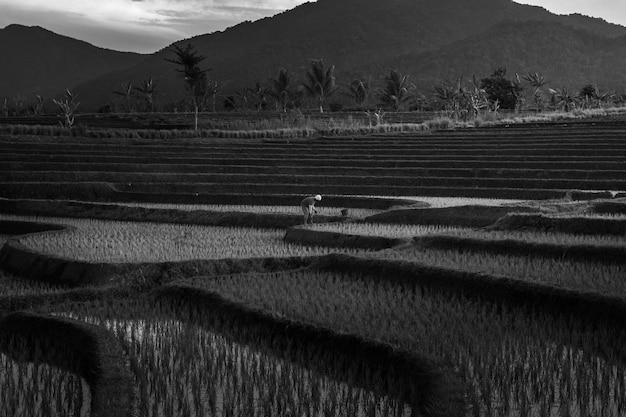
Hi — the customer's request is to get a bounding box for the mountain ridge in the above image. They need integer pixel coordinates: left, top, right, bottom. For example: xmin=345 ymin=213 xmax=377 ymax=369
xmin=0 ymin=24 xmax=145 ymax=100
xmin=2 ymin=0 xmax=626 ymax=111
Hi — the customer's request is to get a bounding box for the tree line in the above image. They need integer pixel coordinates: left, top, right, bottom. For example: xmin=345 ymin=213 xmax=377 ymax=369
xmin=2 ymin=43 xmax=624 ymax=126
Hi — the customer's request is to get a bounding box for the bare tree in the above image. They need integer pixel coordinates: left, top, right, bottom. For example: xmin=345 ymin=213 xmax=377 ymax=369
xmin=53 ymin=89 xmax=80 ymax=128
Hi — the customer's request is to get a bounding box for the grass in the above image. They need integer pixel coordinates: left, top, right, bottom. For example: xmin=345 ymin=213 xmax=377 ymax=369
xmin=3 ymin=215 xmax=366 ymax=262
xmin=181 ymin=268 xmax=626 ymax=417
xmin=2 ymin=107 xmax=625 ymax=139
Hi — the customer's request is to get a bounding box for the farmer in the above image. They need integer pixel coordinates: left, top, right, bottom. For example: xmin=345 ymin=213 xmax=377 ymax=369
xmin=301 ymin=194 xmax=322 ymax=224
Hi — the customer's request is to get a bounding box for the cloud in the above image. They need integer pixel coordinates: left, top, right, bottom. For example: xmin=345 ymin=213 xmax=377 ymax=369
xmin=0 ymin=0 xmax=315 ymax=52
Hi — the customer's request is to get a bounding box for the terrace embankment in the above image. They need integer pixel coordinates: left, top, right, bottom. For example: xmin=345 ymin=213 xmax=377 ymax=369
xmin=284 ymin=224 xmax=409 ymax=249
xmin=413 ymin=234 xmax=626 ymax=264
xmin=491 ymin=213 xmax=626 ymax=235
xmin=152 ymin=285 xmax=464 ymax=417
xmin=0 ymin=311 xmax=134 ymax=417
xmin=364 ymin=204 xmax=542 ymax=227
xmin=2 ymin=122 xmax=626 ymax=201
xmin=315 ymin=254 xmax=626 ymax=337
xmin=0 ymin=236 xmax=318 ymax=287
xmin=0 ymin=198 xmax=354 ymax=229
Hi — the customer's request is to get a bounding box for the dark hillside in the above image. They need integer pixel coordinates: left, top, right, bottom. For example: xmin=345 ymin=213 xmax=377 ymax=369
xmin=390 ymin=21 xmax=626 ymax=93
xmin=4 ymin=0 xmax=625 ymax=110
xmin=75 ymin=0 xmax=626 ymax=110
xmin=0 ymin=24 xmax=144 ymax=99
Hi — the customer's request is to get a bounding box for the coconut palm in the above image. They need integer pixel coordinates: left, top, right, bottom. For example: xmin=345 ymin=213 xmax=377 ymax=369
xmin=434 ymin=76 xmax=464 ymax=117
xmin=165 ymin=43 xmax=211 ymax=130
xmin=251 ymin=81 xmax=268 ymax=111
xmin=523 ymin=72 xmax=547 ymax=110
xmin=301 ymin=59 xmax=339 ymax=113
xmin=549 ymin=87 xmax=578 ymax=112
xmin=268 ymin=68 xmax=294 ymax=112
xmin=379 ymin=69 xmax=413 ymax=111
xmin=344 ymin=78 xmax=370 ymax=108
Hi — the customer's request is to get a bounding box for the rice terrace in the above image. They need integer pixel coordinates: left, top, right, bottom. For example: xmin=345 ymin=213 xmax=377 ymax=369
xmin=2 ymin=111 xmax=626 ymax=417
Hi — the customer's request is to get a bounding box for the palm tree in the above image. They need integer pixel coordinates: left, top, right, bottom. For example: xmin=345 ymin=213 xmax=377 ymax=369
xmin=165 ymin=43 xmax=211 ymax=130
xmin=549 ymin=87 xmax=578 ymax=112
xmin=434 ymin=76 xmax=464 ymax=117
xmin=592 ymin=87 xmax=616 ymax=108
xmin=136 ymin=78 xmax=156 ymax=112
xmin=251 ymin=81 xmax=268 ymax=111
xmin=344 ymin=78 xmax=370 ymax=109
xmin=113 ymin=82 xmax=134 ymax=112
xmin=522 ymin=72 xmax=547 ymax=110
xmin=301 ymin=59 xmax=339 ymax=113
xmin=379 ymin=69 xmax=413 ymax=111
xmin=268 ymin=68 xmax=294 ymax=112
xmin=233 ymin=85 xmax=252 ymax=111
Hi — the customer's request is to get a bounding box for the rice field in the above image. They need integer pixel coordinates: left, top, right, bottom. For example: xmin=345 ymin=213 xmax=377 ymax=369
xmin=378 ymin=246 xmax=626 ymax=298
xmin=0 ymin=269 xmax=68 ymax=297
xmin=2 ymin=122 xmax=626 ymax=417
xmin=364 ymin=196 xmax=525 ymax=208
xmin=2 ymin=215 xmax=366 ymax=262
xmin=183 ymin=269 xmax=626 ymax=417
xmin=311 ymin=221 xmax=626 ymax=246
xmin=113 ymin=202 xmax=383 ymax=219
xmin=53 ymin=298 xmax=410 ymax=417
xmin=0 ymin=343 xmax=90 ymax=417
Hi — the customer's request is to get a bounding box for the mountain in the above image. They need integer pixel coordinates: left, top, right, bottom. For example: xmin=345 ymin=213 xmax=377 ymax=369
xmin=388 ymin=20 xmax=626 ymax=93
xmin=3 ymin=0 xmax=626 ymax=111
xmin=0 ymin=24 xmax=144 ymax=100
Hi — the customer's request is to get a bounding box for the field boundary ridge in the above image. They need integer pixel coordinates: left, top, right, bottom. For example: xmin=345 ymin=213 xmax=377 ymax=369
xmin=284 ymin=224 xmax=410 ymax=250
xmin=0 ymin=311 xmax=135 ymax=417
xmin=152 ymin=284 xmax=464 ymax=417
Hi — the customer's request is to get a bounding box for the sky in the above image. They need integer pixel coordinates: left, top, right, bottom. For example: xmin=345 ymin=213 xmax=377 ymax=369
xmin=0 ymin=0 xmax=625 ymax=54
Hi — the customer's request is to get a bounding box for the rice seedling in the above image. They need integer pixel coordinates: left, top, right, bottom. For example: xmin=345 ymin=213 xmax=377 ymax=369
xmin=378 ymin=246 xmax=626 ymax=298
xmin=1 ymin=215 xmax=365 ymax=263
xmin=310 ymin=223 xmax=466 ymax=238
xmin=112 ymin=202 xmax=382 ymax=218
xmin=184 ymin=269 xmax=626 ymax=417
xmin=361 ymin=196 xmax=525 ymax=208
xmin=54 ymin=298 xmax=410 ymax=417
xmin=0 ymin=339 xmax=89 ymax=417
xmin=311 ymin=221 xmax=626 ymax=246
xmin=0 ymin=269 xmax=68 ymax=297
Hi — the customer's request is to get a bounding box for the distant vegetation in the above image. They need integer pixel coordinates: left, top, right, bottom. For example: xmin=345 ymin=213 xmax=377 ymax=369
xmin=3 ymin=0 xmax=626 ymax=114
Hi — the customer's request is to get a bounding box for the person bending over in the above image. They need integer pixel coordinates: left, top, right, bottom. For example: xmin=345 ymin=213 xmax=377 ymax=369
xmin=301 ymin=194 xmax=322 ymax=224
